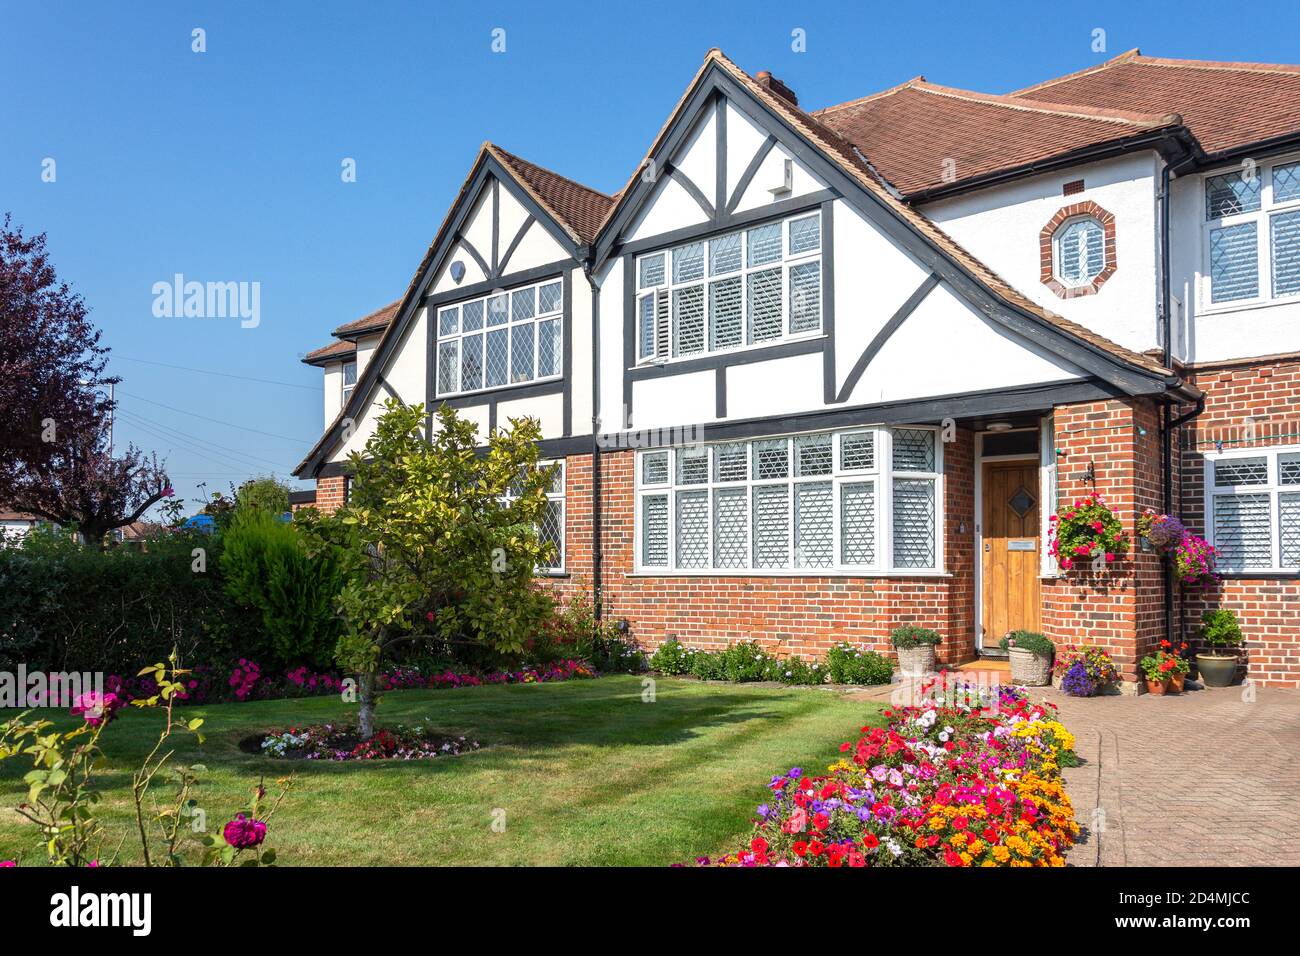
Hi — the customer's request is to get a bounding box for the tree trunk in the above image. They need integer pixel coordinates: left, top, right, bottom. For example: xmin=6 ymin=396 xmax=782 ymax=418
xmin=358 ymin=671 xmax=376 ymax=739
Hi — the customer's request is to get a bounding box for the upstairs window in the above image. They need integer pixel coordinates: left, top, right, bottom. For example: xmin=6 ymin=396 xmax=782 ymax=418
xmin=635 ymin=211 xmax=822 ymax=362
xmin=1204 ymin=159 xmax=1300 ymax=306
xmin=341 ymin=360 xmax=357 ymax=406
xmin=1206 ymin=447 xmax=1300 ymax=573
xmin=436 ymin=278 xmax=563 ymax=395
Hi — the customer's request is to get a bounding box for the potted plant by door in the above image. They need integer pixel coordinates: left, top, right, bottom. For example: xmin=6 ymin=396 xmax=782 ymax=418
xmin=1197 ymin=609 xmax=1243 ymax=687
xmin=1139 ymin=650 xmax=1180 ymax=695
xmin=891 ymin=625 xmax=941 ymax=677
xmin=999 ymin=631 xmax=1054 ymax=686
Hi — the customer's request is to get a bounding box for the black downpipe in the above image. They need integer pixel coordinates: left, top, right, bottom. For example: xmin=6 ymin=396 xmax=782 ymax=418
xmin=584 ymin=265 xmax=603 ymax=621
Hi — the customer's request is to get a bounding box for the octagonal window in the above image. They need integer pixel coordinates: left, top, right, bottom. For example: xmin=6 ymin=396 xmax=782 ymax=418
xmin=1054 ymin=216 xmax=1106 ymax=288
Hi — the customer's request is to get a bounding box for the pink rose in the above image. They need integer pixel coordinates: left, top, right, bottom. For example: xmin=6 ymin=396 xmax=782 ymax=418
xmin=70 ymin=691 xmax=123 ymax=727
xmin=223 ymin=813 xmax=267 ymax=850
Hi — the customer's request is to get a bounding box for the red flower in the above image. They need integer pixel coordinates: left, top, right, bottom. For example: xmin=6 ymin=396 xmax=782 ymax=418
xmin=944 ymin=849 xmax=965 ymax=867
xmin=812 ymin=811 xmax=831 ymax=832
xmin=862 ymin=833 xmax=880 ymax=850
xmin=792 ymin=841 xmax=809 ymax=857
xmin=808 ymin=839 xmax=825 ymax=857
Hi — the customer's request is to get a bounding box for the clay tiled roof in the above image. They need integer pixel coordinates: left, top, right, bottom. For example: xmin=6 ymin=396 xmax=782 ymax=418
xmin=1013 ymin=50 xmax=1300 ymax=159
xmin=302 ymin=339 xmax=358 ymax=367
xmin=701 ymin=51 xmax=1172 ymax=378
xmin=814 ymin=80 xmax=1177 ymax=197
xmin=488 ymin=144 xmax=615 ymax=245
xmin=331 ymin=300 xmax=400 ymax=339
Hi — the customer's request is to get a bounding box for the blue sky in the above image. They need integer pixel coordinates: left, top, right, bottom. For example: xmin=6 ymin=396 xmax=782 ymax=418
xmin=4 ymin=0 xmax=1296 ymax=512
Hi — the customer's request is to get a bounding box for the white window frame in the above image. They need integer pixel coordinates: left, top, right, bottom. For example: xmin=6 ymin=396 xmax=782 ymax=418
xmin=1201 ymin=154 xmax=1300 ymax=312
xmin=435 ymin=277 xmax=563 ymax=397
xmin=1051 ymin=215 xmax=1105 ymax=288
xmin=633 ymin=426 xmax=944 ymax=576
xmin=341 ymin=360 xmax=357 ymax=406
xmin=503 ymin=459 xmax=566 ymax=574
xmin=1204 ymin=445 xmax=1300 ymax=574
xmin=634 ymin=210 xmax=823 ymax=364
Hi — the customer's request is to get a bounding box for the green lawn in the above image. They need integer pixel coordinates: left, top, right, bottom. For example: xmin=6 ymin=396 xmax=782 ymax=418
xmin=0 ymin=676 xmax=882 ymax=866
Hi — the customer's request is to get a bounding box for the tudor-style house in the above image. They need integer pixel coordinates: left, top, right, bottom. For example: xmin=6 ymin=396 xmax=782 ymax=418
xmin=295 ymin=49 xmax=1300 ymax=691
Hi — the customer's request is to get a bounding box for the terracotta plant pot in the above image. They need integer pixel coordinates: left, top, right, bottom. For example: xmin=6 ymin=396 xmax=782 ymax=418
xmin=1008 ymin=647 xmax=1053 ymax=686
xmin=1146 ymin=679 xmax=1169 ymax=696
xmin=895 ymin=644 xmax=936 ymax=677
xmin=1196 ymin=653 xmax=1238 ymax=687
xmin=1169 ymin=672 xmax=1185 ymax=693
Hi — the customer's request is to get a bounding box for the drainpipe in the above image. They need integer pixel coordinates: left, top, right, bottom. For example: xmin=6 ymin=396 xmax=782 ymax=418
xmin=1157 ymin=157 xmax=1206 ymax=645
xmin=583 ymin=263 xmax=603 ymax=621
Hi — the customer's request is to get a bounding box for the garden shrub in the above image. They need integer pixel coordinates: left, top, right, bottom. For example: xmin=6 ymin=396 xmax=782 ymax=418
xmin=688 ymin=648 xmax=726 ymax=681
xmin=719 ymin=641 xmax=772 ymax=682
xmin=999 ymin=630 xmax=1054 ymax=656
xmin=220 ymin=509 xmax=344 ymax=670
xmin=649 ymin=637 xmax=690 ymax=675
xmin=825 ymin=643 xmax=894 ymax=685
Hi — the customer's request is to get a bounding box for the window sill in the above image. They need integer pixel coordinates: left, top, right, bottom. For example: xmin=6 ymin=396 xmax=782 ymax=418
xmin=626 ymin=569 xmax=951 ymax=579
xmin=1215 ymin=570 xmax=1300 ymax=579
xmin=1197 ymin=295 xmax=1300 ymax=319
xmin=629 ymin=334 xmax=827 ymax=372
xmin=436 ymin=375 xmax=563 ymax=400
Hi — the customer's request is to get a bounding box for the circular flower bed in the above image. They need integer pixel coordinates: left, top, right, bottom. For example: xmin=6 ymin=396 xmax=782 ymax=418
xmin=242 ymin=722 xmax=482 ymax=761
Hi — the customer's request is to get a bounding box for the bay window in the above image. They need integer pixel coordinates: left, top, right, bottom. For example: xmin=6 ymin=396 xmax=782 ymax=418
xmin=1205 ymin=447 xmax=1300 ymax=573
xmin=436 ymin=277 xmax=563 ymax=395
xmin=635 ymin=427 xmax=942 ymax=574
xmin=1204 ymin=159 xmax=1300 ymax=306
xmin=636 ymin=210 xmax=822 ymax=362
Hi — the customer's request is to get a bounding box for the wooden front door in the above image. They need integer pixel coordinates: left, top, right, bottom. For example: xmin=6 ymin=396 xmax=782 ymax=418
xmin=981 ymin=461 xmax=1041 ymax=647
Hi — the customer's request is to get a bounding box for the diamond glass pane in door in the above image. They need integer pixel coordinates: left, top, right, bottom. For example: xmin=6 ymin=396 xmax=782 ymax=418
xmin=510 ymin=323 xmax=534 ymax=383
xmin=713 ymin=487 xmax=749 ymax=568
xmin=893 ymin=478 xmax=935 ymax=568
xmin=1271 ymin=210 xmax=1300 ymax=298
xmin=437 ymin=340 xmax=458 ymax=394
xmin=539 ymin=501 xmax=563 ymax=570
xmin=752 ymin=485 xmax=789 ymax=568
xmin=537 ymin=319 xmax=561 ymax=377
xmin=747 ymin=268 xmax=783 ymax=343
xmin=1213 ymin=493 xmax=1272 ymax=569
xmin=892 ymin=428 xmax=935 ymax=472
xmin=841 ymin=482 xmax=876 ymax=565
xmin=788 ymin=262 xmax=821 ymax=333
xmin=709 ymin=277 xmax=743 ymax=350
xmin=642 ymin=494 xmax=669 ymax=566
xmin=794 ymin=482 xmax=833 ymax=568
xmin=673 ymin=286 xmax=705 ymax=356
xmin=1008 ymin=486 xmax=1036 ymax=519
xmin=675 ymin=490 xmax=709 ymax=569
xmin=1210 ymin=223 xmax=1259 ymax=302
xmin=1281 ymin=493 xmax=1300 ymax=567
xmin=1215 ymin=457 xmax=1268 ymax=486
xmin=485 ymin=329 xmax=508 ymax=386
xmin=460 ymin=333 xmax=483 ymax=391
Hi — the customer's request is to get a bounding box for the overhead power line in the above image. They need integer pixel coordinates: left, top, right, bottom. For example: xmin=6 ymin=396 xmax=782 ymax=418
xmin=116 ymin=390 xmax=314 ymax=443
xmin=112 ymin=355 xmax=321 ymax=391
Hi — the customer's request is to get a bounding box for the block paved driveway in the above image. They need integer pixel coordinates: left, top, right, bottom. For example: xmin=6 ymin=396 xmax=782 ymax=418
xmin=1048 ymin=683 xmax=1300 ymax=866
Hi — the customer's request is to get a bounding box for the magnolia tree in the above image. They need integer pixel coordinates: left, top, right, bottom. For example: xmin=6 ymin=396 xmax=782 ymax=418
xmin=308 ymin=400 xmax=557 ymax=738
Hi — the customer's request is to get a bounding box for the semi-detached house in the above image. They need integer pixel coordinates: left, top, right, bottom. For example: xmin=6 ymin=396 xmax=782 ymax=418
xmin=294 ymin=49 xmax=1300 ymax=691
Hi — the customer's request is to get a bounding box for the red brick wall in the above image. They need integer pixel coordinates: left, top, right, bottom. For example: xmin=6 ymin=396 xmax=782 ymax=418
xmin=313 ymin=475 xmax=347 ymax=514
xmin=592 ymin=428 xmax=977 ymax=665
xmin=1041 ymin=399 xmax=1166 ymax=689
xmin=1179 ymin=357 xmax=1300 ymax=688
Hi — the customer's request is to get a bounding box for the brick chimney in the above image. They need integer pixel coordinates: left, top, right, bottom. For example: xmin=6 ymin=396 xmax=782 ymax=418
xmin=754 ymin=71 xmax=798 ymax=107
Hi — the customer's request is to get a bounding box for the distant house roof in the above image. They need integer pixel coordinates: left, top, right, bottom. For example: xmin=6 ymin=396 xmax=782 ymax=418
xmin=1012 ymin=50 xmax=1300 ymax=160
xmin=814 ymin=79 xmax=1178 ymax=197
xmin=302 ymin=338 xmax=359 ymax=367
xmin=331 ymin=300 xmax=402 ymax=340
